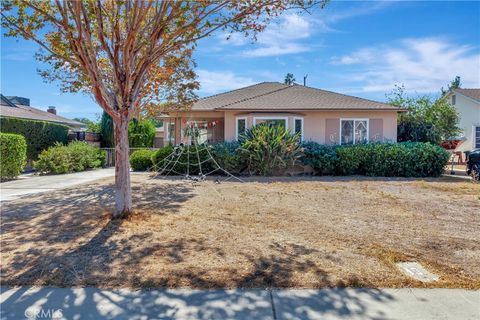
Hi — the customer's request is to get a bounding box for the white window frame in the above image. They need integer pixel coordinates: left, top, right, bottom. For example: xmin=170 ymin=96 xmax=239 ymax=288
xmin=253 ymin=116 xmax=289 ymax=130
xmin=235 ymin=117 xmax=247 ymax=140
xmin=339 ymin=118 xmax=369 ymax=145
xmin=293 ymin=117 xmax=304 ymax=141
xmin=474 ymin=125 xmax=480 ymax=149
xmin=165 ymin=121 xmax=175 ymax=143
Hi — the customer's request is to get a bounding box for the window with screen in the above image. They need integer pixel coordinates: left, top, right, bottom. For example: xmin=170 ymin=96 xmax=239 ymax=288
xmin=166 ymin=122 xmax=175 ymax=144
xmin=236 ymin=118 xmax=246 ymax=140
xmin=294 ymin=118 xmax=303 ymax=141
xmin=340 ymin=119 xmax=368 ymax=145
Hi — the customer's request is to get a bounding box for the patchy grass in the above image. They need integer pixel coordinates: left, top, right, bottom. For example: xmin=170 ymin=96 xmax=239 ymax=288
xmin=1 ymin=175 xmax=479 ymax=289
xmin=414 ymin=178 xmax=479 ymax=195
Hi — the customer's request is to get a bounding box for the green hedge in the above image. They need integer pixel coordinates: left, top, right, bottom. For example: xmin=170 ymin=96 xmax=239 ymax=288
xmin=149 ymin=141 xmax=449 ymax=178
xmin=0 ymin=133 xmax=27 ymax=180
xmin=129 ymin=149 xmax=155 ymax=171
xmin=34 ymin=141 xmax=106 ymax=174
xmin=302 ymin=142 xmax=449 ymax=177
xmin=0 ymin=117 xmax=68 ymax=160
xmin=301 ymin=142 xmax=338 ymax=175
xmin=210 ymin=141 xmax=244 ymax=174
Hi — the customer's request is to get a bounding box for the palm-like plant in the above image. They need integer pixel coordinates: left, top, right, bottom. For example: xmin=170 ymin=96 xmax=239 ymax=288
xmin=239 ymin=124 xmax=303 ymax=176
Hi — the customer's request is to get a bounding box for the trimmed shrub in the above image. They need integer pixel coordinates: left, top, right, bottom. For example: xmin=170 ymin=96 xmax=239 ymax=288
xmin=301 ymin=142 xmax=337 ymax=175
xmin=0 ymin=117 xmax=68 ymax=160
xmin=151 ymin=145 xmax=174 ymax=167
xmin=334 ymin=144 xmax=369 ymax=176
xmin=0 ymin=133 xmax=27 ymax=180
xmin=330 ymin=142 xmax=449 ymax=177
xmin=34 ymin=143 xmax=70 ymax=174
xmin=211 ymin=141 xmax=244 ymax=174
xmin=34 ymin=141 xmax=106 ymax=174
xmin=238 ymin=124 xmax=303 ymax=176
xmin=130 ymin=149 xmax=155 ymax=171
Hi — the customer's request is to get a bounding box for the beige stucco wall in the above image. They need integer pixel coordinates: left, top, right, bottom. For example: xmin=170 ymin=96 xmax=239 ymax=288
xmin=448 ymin=94 xmax=480 ymax=152
xmin=225 ymin=110 xmax=398 ymax=143
xmin=167 ymin=110 xmax=399 ymax=144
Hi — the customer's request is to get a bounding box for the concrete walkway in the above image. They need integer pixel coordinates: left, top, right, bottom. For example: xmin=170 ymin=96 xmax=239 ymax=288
xmin=0 ymin=287 xmax=478 ymax=320
xmin=0 ymin=168 xmax=115 ymax=202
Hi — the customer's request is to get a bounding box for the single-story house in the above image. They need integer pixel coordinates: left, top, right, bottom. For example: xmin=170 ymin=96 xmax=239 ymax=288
xmin=0 ymin=94 xmax=84 ymax=130
xmin=161 ymin=82 xmax=405 ymax=146
xmin=444 ymin=88 xmax=480 ymax=152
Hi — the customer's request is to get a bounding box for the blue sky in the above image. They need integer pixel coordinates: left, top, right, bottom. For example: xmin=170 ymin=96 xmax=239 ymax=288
xmin=1 ymin=1 xmax=479 ymax=120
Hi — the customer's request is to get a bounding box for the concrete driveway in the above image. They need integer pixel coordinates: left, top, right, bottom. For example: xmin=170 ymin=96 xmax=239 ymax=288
xmin=0 ymin=287 xmax=478 ymax=320
xmin=0 ymin=168 xmax=115 ymax=202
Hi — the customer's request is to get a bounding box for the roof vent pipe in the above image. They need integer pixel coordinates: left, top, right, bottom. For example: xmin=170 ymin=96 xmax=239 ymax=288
xmin=303 ymin=74 xmax=308 ymax=86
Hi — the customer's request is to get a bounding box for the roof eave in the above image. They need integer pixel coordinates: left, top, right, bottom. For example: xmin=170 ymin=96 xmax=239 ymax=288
xmin=214 ymin=107 xmax=407 ymax=112
xmin=452 ymin=89 xmax=480 ymax=103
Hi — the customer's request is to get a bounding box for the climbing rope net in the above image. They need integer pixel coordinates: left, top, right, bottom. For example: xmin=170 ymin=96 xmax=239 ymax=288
xmin=150 ymin=123 xmax=244 ymax=183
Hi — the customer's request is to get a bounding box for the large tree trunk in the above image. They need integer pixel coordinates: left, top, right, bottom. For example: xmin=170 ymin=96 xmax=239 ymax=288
xmin=113 ymin=113 xmax=132 ymax=218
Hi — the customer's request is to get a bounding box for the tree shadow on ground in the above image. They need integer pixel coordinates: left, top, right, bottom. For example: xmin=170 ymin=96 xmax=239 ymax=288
xmin=0 ymin=286 xmax=395 ymax=320
xmin=0 ymin=178 xmax=415 ymax=319
xmin=166 ymin=174 xmax=472 ymax=185
xmin=1 ymin=181 xmax=196 ymax=287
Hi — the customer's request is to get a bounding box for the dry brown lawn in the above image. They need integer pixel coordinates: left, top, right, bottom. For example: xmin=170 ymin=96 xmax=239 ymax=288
xmin=1 ymin=174 xmax=479 ymax=289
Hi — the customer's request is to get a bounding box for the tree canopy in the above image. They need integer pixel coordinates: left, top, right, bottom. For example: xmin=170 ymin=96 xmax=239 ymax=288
xmin=1 ymin=1 xmax=325 ymax=120
xmin=284 ymin=73 xmax=296 ymax=85
xmin=1 ymin=0 xmax=328 ymax=217
xmin=388 ymin=85 xmax=462 ymax=144
xmin=441 ymin=76 xmax=462 ymax=96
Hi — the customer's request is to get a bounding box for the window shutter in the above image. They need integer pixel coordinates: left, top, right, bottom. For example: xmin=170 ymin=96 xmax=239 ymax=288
xmin=325 ymin=119 xmax=339 ymax=145
xmin=369 ymin=119 xmax=383 ymax=143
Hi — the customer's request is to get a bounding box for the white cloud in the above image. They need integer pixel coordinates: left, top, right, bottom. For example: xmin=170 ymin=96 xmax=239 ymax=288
xmin=322 ymin=1 xmax=394 ymax=24
xmin=215 ymin=4 xmax=395 ymax=58
xmin=241 ymin=13 xmax=313 ymax=57
xmin=197 ymin=70 xmax=256 ymax=95
xmin=331 ymin=48 xmax=376 ymax=65
xmin=331 ymin=38 xmax=480 ymax=93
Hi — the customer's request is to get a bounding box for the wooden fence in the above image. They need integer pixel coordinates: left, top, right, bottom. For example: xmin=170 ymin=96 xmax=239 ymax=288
xmin=101 ymin=148 xmax=159 ymax=167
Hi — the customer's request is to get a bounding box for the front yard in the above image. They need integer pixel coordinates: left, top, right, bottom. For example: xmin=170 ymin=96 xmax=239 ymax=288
xmin=1 ymin=175 xmax=479 ymax=289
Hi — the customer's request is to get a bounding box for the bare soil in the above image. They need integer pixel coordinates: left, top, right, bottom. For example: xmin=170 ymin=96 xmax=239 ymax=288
xmin=1 ymin=174 xmax=479 ymax=289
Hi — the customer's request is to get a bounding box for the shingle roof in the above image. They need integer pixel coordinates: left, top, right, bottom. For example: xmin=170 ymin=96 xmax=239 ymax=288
xmin=453 ymin=88 xmax=480 ymax=102
xmin=0 ymin=100 xmax=84 ymax=128
xmin=192 ymin=82 xmax=402 ymax=111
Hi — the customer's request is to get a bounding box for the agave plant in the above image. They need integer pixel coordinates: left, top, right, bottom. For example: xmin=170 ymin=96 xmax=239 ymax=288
xmin=238 ymin=124 xmax=303 ymax=176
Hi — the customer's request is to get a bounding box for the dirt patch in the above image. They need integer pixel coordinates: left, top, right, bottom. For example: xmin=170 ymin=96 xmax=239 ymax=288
xmin=1 ymin=175 xmax=479 ymax=289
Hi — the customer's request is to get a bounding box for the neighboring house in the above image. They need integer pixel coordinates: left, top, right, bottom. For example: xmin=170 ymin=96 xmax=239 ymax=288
xmin=0 ymin=94 xmax=84 ymax=130
xmin=444 ymin=89 xmax=480 ymax=152
xmin=161 ymin=82 xmax=404 ymax=146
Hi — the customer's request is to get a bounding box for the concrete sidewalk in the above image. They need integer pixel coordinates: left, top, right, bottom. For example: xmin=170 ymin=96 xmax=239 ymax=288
xmin=0 ymin=168 xmax=115 ymax=202
xmin=1 ymin=287 xmax=478 ymax=320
